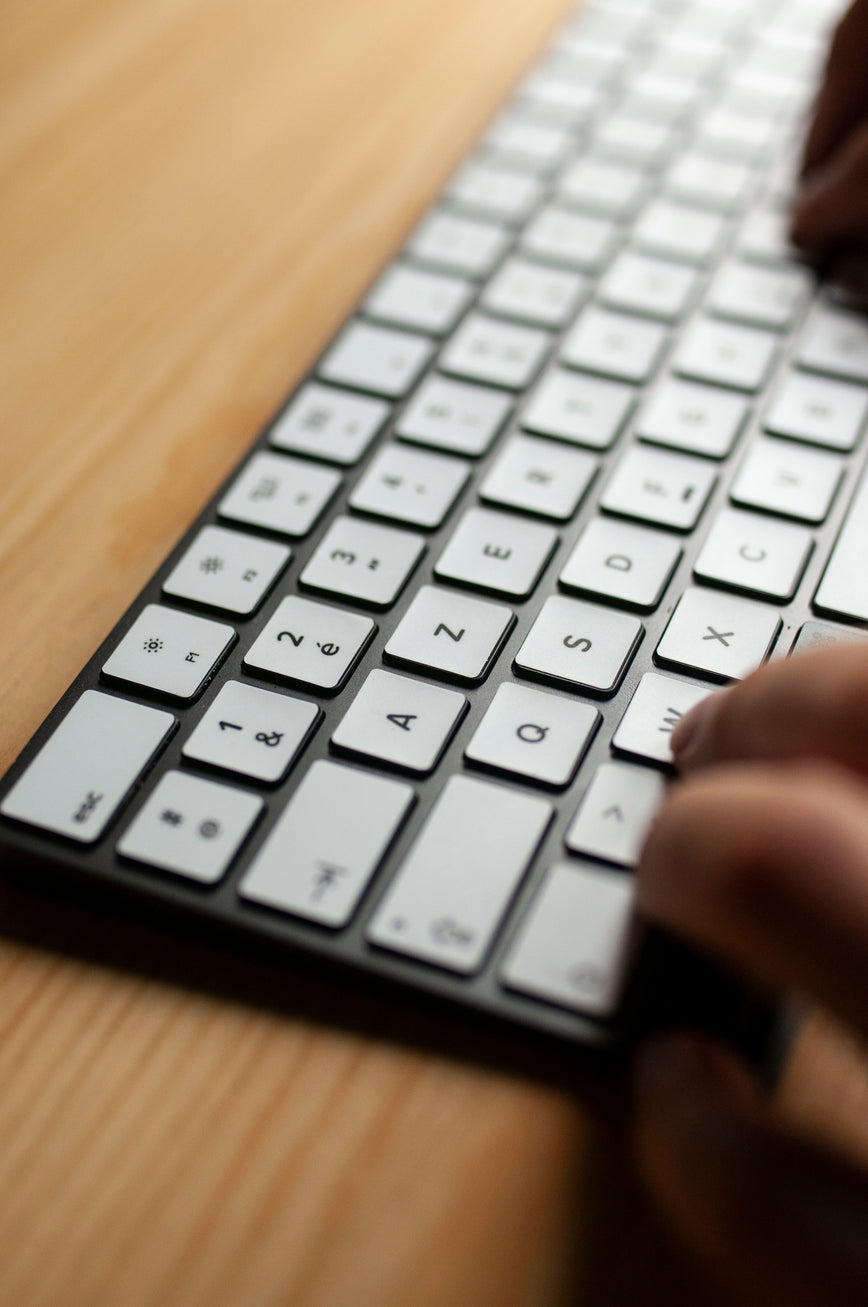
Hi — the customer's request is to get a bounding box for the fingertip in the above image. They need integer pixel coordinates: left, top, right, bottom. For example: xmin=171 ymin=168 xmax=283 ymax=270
xmin=790 ymin=169 xmax=837 ymax=253
xmin=669 ymin=692 xmax=719 ymax=771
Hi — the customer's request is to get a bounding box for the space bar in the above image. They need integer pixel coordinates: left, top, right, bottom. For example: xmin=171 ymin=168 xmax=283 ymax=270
xmin=366 ymin=774 xmax=552 ymax=975
xmin=815 ymin=465 xmax=868 ymax=623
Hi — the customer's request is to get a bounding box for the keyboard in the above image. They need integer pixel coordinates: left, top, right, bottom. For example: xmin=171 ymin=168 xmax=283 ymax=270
xmin=2 ymin=0 xmax=865 ymax=1061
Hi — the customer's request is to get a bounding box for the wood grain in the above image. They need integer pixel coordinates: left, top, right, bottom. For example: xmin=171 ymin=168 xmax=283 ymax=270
xmin=2 ymin=2 xmax=868 ymax=1304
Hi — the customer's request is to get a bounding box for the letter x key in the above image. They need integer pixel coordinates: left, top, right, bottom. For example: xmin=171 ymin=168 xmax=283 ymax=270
xmin=655 ymin=587 xmax=781 ymax=682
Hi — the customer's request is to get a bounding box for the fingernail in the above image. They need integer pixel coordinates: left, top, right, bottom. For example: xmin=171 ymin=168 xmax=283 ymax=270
xmin=669 ymin=694 xmax=717 ymax=769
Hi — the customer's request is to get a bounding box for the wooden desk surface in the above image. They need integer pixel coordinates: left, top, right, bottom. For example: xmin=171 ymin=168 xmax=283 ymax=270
xmin=2 ymin=2 xmax=868 ymax=1303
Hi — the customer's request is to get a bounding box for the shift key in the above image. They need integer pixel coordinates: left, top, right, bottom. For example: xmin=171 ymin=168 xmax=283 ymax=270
xmin=367 ymin=775 xmax=552 ymax=973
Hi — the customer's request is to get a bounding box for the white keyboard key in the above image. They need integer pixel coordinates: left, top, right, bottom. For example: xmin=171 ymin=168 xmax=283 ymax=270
xmin=182 ymin=681 xmax=320 ymax=783
xmin=674 ymin=318 xmax=777 ymax=393
xmin=727 ymin=68 xmax=803 ymax=117
xmin=465 ymin=682 xmax=599 ymax=788
xmin=385 ymin=584 xmax=514 ymax=684
xmin=599 ymin=252 xmax=699 ymax=321
xmin=480 ymin=435 xmax=597 ymax=521
xmin=244 ymin=595 xmax=375 ymax=691
xmin=500 ymin=863 xmax=636 ymax=1018
xmin=439 ymin=313 xmax=552 ymax=391
xmin=102 ymin=605 xmax=235 ymax=701
xmin=331 ymin=669 xmax=466 ymax=775
xmin=815 ymin=467 xmax=868 ymax=622
xmin=612 ymin=672 xmax=714 ymax=766
xmin=633 ymin=199 xmax=727 ymax=266
xmin=364 ymin=264 xmax=473 ymax=335
xmin=117 ymin=771 xmax=263 ymax=884
xmin=481 ymin=257 xmax=587 ymax=329
xmin=521 ymin=205 xmax=620 ymax=273
xmin=483 ymin=114 xmax=575 ymax=172
xmin=672 ymin=14 xmax=745 ymax=48
xmin=406 ymin=211 xmax=510 ymax=278
xmin=705 ymin=261 xmax=811 ymax=330
xmin=521 ymin=368 xmax=634 ymax=450
xmin=240 ymin=760 xmax=414 ymax=928
xmin=694 ymin=508 xmax=813 ymax=601
xmin=636 ymin=378 xmax=747 ymax=458
xmin=695 ymin=106 xmax=778 ymax=161
xmin=553 ymin=34 xmax=628 ymax=77
xmin=515 ymin=595 xmax=643 ymax=696
xmin=594 ymin=111 xmax=677 ymax=167
xmin=434 ymin=507 xmax=557 ymax=599
xmin=396 ymin=376 xmax=511 ymax=457
xmin=763 ymin=373 xmax=868 ymax=452
xmin=730 ymin=437 xmax=843 ymax=524
xmin=219 ymin=452 xmax=341 ymax=538
xmin=601 ymin=445 xmax=717 ymax=531
xmin=655 ymin=587 xmax=782 ymax=682
xmin=1 ymin=691 xmax=174 ymax=842
xmin=566 ymin=762 xmax=666 ymax=867
xmin=560 ymin=518 xmax=682 ymax=611
xmin=644 ymin=47 xmax=722 ymax=89
xmin=622 ymin=71 xmax=703 ymax=122
xmin=518 ymin=70 xmax=602 ymax=127
xmin=562 ymin=307 xmax=668 ymax=384
xmin=558 ymin=156 xmax=649 ymax=219
xmin=366 ymin=775 xmax=552 ymax=974
xmin=797 ymin=304 xmax=868 ymax=383
xmin=735 ymin=207 xmax=795 ymax=265
xmin=665 ymin=149 xmax=755 ymax=211
xmin=349 ymin=444 xmax=469 ymax=528
xmin=162 ymin=526 xmax=290 ymax=615
xmin=791 ymin=621 xmax=868 ymax=657
xmin=301 ymin=516 xmax=425 ymax=608
xmin=763 ymin=144 xmax=804 ymax=206
xmin=269 ymin=382 xmax=389 ymax=465
xmin=447 ymin=161 xmax=544 ymax=225
xmin=543 ymin=52 xmax=618 ymax=97
xmin=318 ymin=321 xmax=434 ymax=399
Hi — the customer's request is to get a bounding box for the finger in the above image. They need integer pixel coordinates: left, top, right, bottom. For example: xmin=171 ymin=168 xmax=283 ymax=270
xmin=792 ymin=121 xmax=868 ymax=253
xmin=827 ymin=251 xmax=868 ymax=308
xmin=634 ymin=1032 xmax=868 ymax=1307
xmin=802 ymin=0 xmax=868 ymax=177
xmin=638 ymin=761 xmax=868 ymax=1040
xmin=670 ymin=643 xmax=868 ymax=779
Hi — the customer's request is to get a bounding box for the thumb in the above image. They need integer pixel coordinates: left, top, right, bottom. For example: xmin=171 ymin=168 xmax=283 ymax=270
xmin=633 ymin=1034 xmax=868 ymax=1307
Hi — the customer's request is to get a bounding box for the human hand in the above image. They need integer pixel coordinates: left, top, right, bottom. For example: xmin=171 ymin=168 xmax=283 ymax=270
xmin=633 ymin=643 xmax=868 ymax=1307
xmin=792 ymin=0 xmax=868 ymax=260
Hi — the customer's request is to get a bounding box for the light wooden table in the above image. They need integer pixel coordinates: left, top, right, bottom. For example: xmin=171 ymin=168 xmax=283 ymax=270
xmin=2 ymin=2 xmax=868 ymax=1303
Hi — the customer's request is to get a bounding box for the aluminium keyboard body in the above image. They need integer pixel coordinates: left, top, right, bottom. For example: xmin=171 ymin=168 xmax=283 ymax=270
xmin=2 ymin=0 xmax=866 ymax=1058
